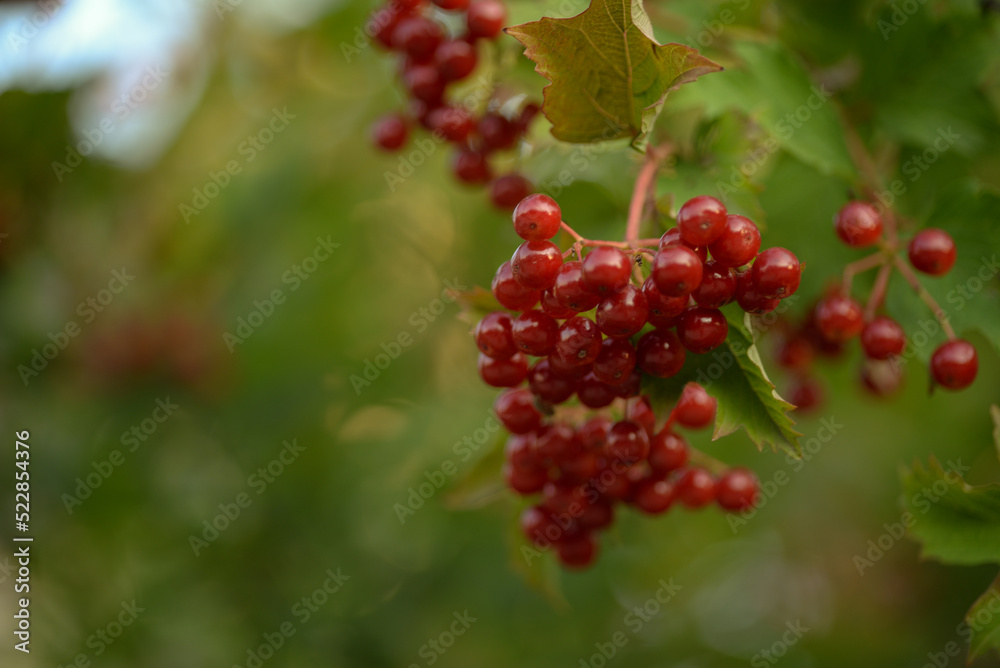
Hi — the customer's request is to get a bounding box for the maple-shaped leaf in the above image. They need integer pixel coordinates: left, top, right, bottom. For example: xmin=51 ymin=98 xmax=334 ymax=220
xmin=505 ymin=0 xmax=722 ymax=146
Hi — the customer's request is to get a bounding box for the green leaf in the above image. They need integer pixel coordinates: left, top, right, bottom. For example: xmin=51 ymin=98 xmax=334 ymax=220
xmin=643 ymin=309 xmax=801 ymax=457
xmin=505 ymin=0 xmax=721 ymax=146
xmin=967 ymin=574 xmax=1000 ymax=661
xmin=900 ymin=458 xmax=1000 ymax=566
xmin=444 ymin=430 xmax=508 ymax=510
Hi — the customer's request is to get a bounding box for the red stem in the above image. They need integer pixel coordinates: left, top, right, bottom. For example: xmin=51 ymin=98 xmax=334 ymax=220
xmin=892 ymin=256 xmax=956 ymax=339
xmin=626 ymin=148 xmax=666 ymax=245
xmin=864 ymin=263 xmax=892 ymax=321
xmin=842 ymin=251 xmax=889 ymax=293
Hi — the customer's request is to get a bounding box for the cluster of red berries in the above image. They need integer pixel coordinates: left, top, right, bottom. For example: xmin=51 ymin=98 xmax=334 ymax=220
xmin=497 ymin=383 xmax=759 ymax=568
xmin=470 ymin=192 xmax=803 ymax=567
xmin=368 ymin=0 xmax=539 ymax=209
xmin=775 ymin=201 xmax=977 ymax=404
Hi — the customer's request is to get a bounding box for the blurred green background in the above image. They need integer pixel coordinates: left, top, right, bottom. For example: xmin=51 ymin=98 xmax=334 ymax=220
xmin=1 ymin=0 xmax=999 ymax=666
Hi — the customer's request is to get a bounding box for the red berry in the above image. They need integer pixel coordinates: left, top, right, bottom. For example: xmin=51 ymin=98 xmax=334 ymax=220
xmin=734 ymin=270 xmax=779 ymax=314
xmin=642 ymin=276 xmax=687 ymax=328
xmin=528 ymin=359 xmax=575 ymax=404
xmin=556 ymin=532 xmax=597 ymax=569
xmin=775 ymin=336 xmax=814 ymax=371
xmin=751 ymin=247 xmax=801 ymax=299
xmin=540 ymin=288 xmax=576 ymax=319
xmin=648 ymin=431 xmax=689 ymax=475
xmin=692 ymin=260 xmax=736 ymax=308
xmin=606 ymin=421 xmax=650 ymax=464
xmin=659 ymin=227 xmax=707 ymax=262
xmin=860 ymin=316 xmax=906 ymax=360
xmin=553 ymin=261 xmax=601 ymax=312
xmin=491 ymin=261 xmax=540 ymax=311
xmin=478 ymin=112 xmax=518 ymax=151
xmin=715 ymin=468 xmax=758 ymax=511
xmin=582 ymin=246 xmax=632 ymax=296
xmin=478 ymin=352 xmax=528 ymax=387
xmin=402 ymin=63 xmax=444 ymax=103
xmin=513 ymin=194 xmax=561 ymax=241
xmin=930 ymin=339 xmax=978 ymax=389
xmin=677 ymin=307 xmax=728 ymax=354
xmin=520 ymin=505 xmax=555 ymax=547
xmin=371 ymin=114 xmax=409 ymax=151
xmin=511 ymin=310 xmax=559 ymax=355
xmin=535 ymin=425 xmax=579 ymax=462
xmin=434 ymin=39 xmax=477 ymax=80
xmin=493 ymin=389 xmax=542 ymax=433
xmin=814 ymin=294 xmax=864 ymax=342
xmin=637 ymin=329 xmax=686 ymax=378
xmin=593 ymin=337 xmax=637 ymax=386
xmin=908 ymin=228 xmax=957 ymax=276
xmin=393 ymin=16 xmax=443 ymax=61
xmin=475 ymin=311 xmax=516 ymax=359
xmin=652 ymin=245 xmax=704 ymax=297
xmin=504 ymin=462 xmax=546 ymax=494
xmin=835 ymin=201 xmax=883 ymax=247
xmin=577 ymin=373 xmax=618 ymax=408
xmin=673 ymin=382 xmax=716 ymax=429
xmin=787 ymin=376 xmax=824 ymax=411
xmin=452 ymin=148 xmax=492 ymax=184
xmin=431 ymin=0 xmax=469 ymax=11
xmin=511 ymin=240 xmax=562 ymax=290
xmin=426 ymin=106 xmax=473 ymax=142
xmin=578 ymin=416 xmax=612 ymax=450
xmin=555 ymin=316 xmax=602 ymax=366
xmin=708 ymin=214 xmax=761 ymax=267
xmin=596 ymin=284 xmax=648 ymax=338
xmin=466 ymin=0 xmax=507 ymax=39
xmin=490 ymin=173 xmax=532 ymax=210
xmin=675 ymin=468 xmax=716 ymax=508
xmin=678 ymin=195 xmax=727 ymax=246
xmin=627 ymin=396 xmax=656 ymax=438
xmin=632 ymin=478 xmax=675 ymax=514
xmin=860 ymin=360 xmax=903 ymax=396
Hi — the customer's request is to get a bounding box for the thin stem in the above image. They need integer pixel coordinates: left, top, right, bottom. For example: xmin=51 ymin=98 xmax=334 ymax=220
xmin=560 ymin=221 xmax=584 ymax=242
xmin=892 ymin=256 xmax=956 ymax=339
xmin=626 ymin=147 xmax=666 ymax=245
xmin=864 ymin=264 xmax=892 ymax=321
xmin=842 ymin=251 xmax=889 ymax=293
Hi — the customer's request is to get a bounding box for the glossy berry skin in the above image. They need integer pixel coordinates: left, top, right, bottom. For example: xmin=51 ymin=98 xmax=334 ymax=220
xmin=677 ymin=307 xmax=729 ymax=354
xmin=527 ymin=359 xmax=576 ymax=404
xmin=557 ymin=533 xmax=597 ymax=569
xmin=734 ymin=271 xmax=779 ymax=314
xmin=606 ymin=421 xmax=650 ymax=464
xmin=593 ymin=337 xmax=637 ymax=385
xmin=475 ymin=311 xmax=516 ymax=359
xmin=675 ymin=468 xmax=716 ymax=508
xmin=596 ymin=285 xmax=649 ymax=338
xmin=511 ymin=240 xmax=562 ymax=290
xmin=478 ymin=352 xmax=528 ymax=387
xmin=540 ymin=289 xmax=576 ymax=319
xmin=709 ymin=214 xmax=761 ymax=267
xmin=632 ymin=478 xmax=675 ymax=514
xmin=548 ymin=350 xmax=591 ymax=379
xmin=930 ymin=339 xmax=978 ymax=389
xmin=371 ymin=114 xmax=409 ymax=151
xmin=637 ymin=329 xmax=686 ymax=378
xmin=466 ymin=0 xmax=507 ymax=39
xmin=642 ymin=277 xmax=687 ymax=328
xmin=908 ymin=228 xmax=957 ymax=276
xmin=426 ymin=106 xmax=473 ymax=142
xmin=402 ymin=63 xmax=444 ymax=103
xmin=627 ymin=397 xmax=656 ymax=438
xmin=511 ymin=310 xmax=559 ymax=355
xmin=660 ymin=227 xmax=708 ymax=262
xmin=751 ymin=247 xmax=801 ymax=299
xmin=479 ymin=113 xmax=518 ymax=151
xmin=693 ymin=260 xmax=736 ymax=308
xmin=715 ymin=468 xmax=759 ymax=511
xmin=652 ymin=245 xmax=704 ymax=297
xmin=490 ymin=174 xmax=532 ymax=210
xmin=582 ymin=246 xmax=632 ymax=296
xmin=493 ymin=389 xmax=542 ymax=434
xmin=674 ymin=382 xmax=716 ymax=428
xmin=491 ymin=261 xmax=540 ymax=311
xmin=513 ymin=194 xmax=561 ymax=241
xmin=555 ymin=316 xmax=602 ymax=366
xmin=392 ymin=16 xmax=443 ymax=61
xmin=861 ymin=316 xmax=906 ymax=360
xmin=648 ymin=431 xmax=689 ymax=475
xmin=577 ymin=373 xmax=617 ymax=408
xmin=535 ymin=425 xmax=579 ymax=462
xmin=554 ymin=261 xmax=602 ymax=312
xmin=678 ymin=195 xmax=727 ymax=246
xmin=452 ymin=148 xmax=492 ymax=184
xmin=835 ymin=201 xmax=883 ymax=247
xmin=504 ymin=462 xmax=546 ymax=494
xmin=434 ymin=40 xmax=477 ymax=81
xmin=814 ymin=294 xmax=864 ymax=343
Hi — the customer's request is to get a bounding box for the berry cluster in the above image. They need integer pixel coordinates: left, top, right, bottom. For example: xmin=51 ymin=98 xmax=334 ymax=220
xmin=472 ymin=192 xmax=802 ymax=567
xmin=497 ymin=383 xmax=759 ymax=568
xmin=368 ymin=0 xmax=539 ymax=209
xmin=775 ymin=201 xmax=977 ymax=404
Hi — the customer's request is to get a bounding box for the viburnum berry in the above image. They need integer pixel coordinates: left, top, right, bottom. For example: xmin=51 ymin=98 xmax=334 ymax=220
xmin=490 ymin=174 xmax=532 ymax=210
xmin=648 ymin=430 xmax=689 ymax=475
xmin=478 ymin=352 xmax=528 ymax=387
xmin=637 ymin=329 xmax=686 ymax=378
xmin=491 ymin=260 xmax=540 ymax=311
xmin=642 ymin=276 xmax=688 ymax=328
xmin=504 ymin=461 xmax=546 ymax=494
xmin=466 ymin=0 xmax=507 ymax=39
xmin=493 ymin=388 xmax=542 ymax=434
xmin=675 ymin=468 xmax=716 ymax=508
xmin=596 ymin=284 xmax=649 ymax=338
xmin=659 ymin=227 xmax=707 ymax=262
xmin=652 ymin=245 xmax=704 ymax=297
xmin=606 ymin=421 xmax=650 ymax=464
xmin=593 ymin=337 xmax=637 ymax=385
xmin=474 ymin=311 xmax=516 ymax=359
xmin=426 ymin=106 xmax=473 ymax=142
xmin=582 ymin=246 xmax=632 ymax=296
xmin=513 ymin=193 xmax=562 ymax=241
xmin=860 ymin=316 xmax=906 ymax=360
xmin=632 ymin=478 xmax=675 ymax=514
xmin=715 ymin=468 xmax=759 ymax=511
xmin=734 ymin=270 xmax=779 ymax=314
xmin=432 ymin=0 xmax=469 ymax=11
xmin=930 ymin=339 xmax=978 ymax=389
xmin=535 ymin=424 xmax=579 ymax=462
xmin=452 ymin=148 xmax=492 ymax=184
xmin=677 ymin=195 xmax=727 ymax=246
xmin=402 ymin=63 xmax=445 ymax=103
xmin=511 ymin=310 xmax=559 ymax=356
xmin=677 ymin=307 xmax=729 ymax=354
xmin=479 ymin=112 xmax=518 ymax=151
xmin=434 ymin=40 xmax=477 ymax=81
xmin=555 ymin=316 xmax=602 ymax=366
xmin=814 ymin=294 xmax=864 ymax=342
xmin=751 ymin=247 xmax=802 ymax=299
xmin=371 ymin=114 xmax=409 ymax=151
xmin=393 ymin=16 xmax=444 ymax=61
xmin=576 ymin=373 xmax=618 ymax=408
xmin=787 ymin=375 xmax=824 ymax=411
xmin=553 ymin=261 xmax=602 ymax=312
xmin=511 ymin=240 xmax=562 ymax=290
xmin=556 ymin=532 xmax=597 ymax=569
xmin=527 ymin=359 xmax=575 ymax=404
xmin=540 ymin=288 xmax=576 ymax=319
xmin=692 ymin=260 xmax=737 ymax=308
xmin=708 ymin=214 xmax=761 ymax=267
xmin=627 ymin=397 xmax=656 ymax=438
xmin=908 ymin=228 xmax=957 ymax=276
xmin=673 ymin=382 xmax=717 ymax=429
xmin=520 ymin=505 xmax=554 ymax=547
xmin=834 ymin=201 xmax=883 ymax=247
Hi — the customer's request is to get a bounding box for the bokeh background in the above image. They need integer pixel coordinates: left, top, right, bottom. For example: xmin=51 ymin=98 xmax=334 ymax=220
xmin=1 ymin=0 xmax=999 ymax=666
